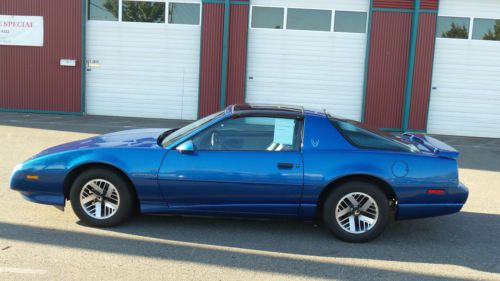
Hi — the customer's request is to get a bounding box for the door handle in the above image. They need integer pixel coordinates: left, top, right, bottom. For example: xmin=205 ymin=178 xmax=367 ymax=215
xmin=277 ymin=163 xmax=294 ymax=169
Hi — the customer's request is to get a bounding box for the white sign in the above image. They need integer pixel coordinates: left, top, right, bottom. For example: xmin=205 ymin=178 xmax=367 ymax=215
xmin=60 ymin=59 xmax=76 ymax=67
xmin=0 ymin=15 xmax=44 ymax=47
xmin=273 ymin=119 xmax=295 ymax=145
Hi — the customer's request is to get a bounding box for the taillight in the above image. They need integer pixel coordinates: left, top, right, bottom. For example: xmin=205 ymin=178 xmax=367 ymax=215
xmin=427 ymin=189 xmax=446 ymax=195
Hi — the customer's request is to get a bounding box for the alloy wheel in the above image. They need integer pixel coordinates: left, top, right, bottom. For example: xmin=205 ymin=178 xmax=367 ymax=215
xmin=335 ymin=192 xmax=379 ymax=234
xmin=79 ymin=179 xmax=120 ymax=220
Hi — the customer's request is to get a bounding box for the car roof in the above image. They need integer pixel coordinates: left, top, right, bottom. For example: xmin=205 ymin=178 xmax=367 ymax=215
xmin=228 ymin=103 xmax=328 ymax=119
xmin=229 ymin=104 xmax=305 ymax=119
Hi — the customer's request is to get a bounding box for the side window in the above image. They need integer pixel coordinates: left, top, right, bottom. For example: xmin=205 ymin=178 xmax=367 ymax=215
xmin=472 ymin=18 xmax=500 ymax=41
xmin=122 ymin=1 xmax=166 ymax=23
xmin=436 ymin=16 xmax=470 ymax=39
xmin=88 ymin=0 xmax=119 ymax=21
xmin=286 ymin=8 xmax=332 ymax=32
xmin=168 ymin=3 xmax=201 ymax=25
xmin=334 ymin=11 xmax=367 ymax=33
xmin=331 ymin=119 xmax=411 ymax=152
xmin=251 ymin=7 xmax=285 ymax=29
xmin=192 ymin=117 xmax=301 ymax=151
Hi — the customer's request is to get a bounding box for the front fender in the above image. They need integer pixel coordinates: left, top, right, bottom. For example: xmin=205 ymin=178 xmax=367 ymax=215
xmin=11 ymin=147 xmax=167 ymax=207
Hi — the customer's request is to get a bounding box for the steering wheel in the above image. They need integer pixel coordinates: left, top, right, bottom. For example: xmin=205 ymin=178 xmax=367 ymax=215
xmin=211 ymin=131 xmax=222 ymax=150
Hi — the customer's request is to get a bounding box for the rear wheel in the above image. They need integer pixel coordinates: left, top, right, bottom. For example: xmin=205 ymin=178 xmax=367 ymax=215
xmin=323 ymin=181 xmax=389 ymax=242
xmin=70 ymin=168 xmax=135 ymax=227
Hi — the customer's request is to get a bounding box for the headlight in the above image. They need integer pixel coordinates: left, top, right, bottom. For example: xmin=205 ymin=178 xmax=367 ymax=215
xmin=13 ymin=163 xmax=23 ymax=173
xmin=10 ymin=163 xmax=24 ymax=184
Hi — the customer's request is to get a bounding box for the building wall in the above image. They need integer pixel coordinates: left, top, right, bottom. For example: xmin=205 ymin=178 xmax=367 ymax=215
xmin=225 ymin=2 xmax=249 ymax=107
xmin=408 ymin=12 xmax=437 ymax=131
xmin=198 ymin=0 xmax=249 ymax=117
xmin=363 ymin=0 xmax=439 ymax=131
xmin=245 ymin=0 xmax=369 ymax=121
xmin=7 ymin=0 xmax=499 ymax=139
xmin=198 ymin=2 xmax=224 ymax=117
xmin=363 ymin=11 xmax=412 ymax=129
xmin=0 ymin=0 xmax=83 ymax=113
xmin=427 ymin=0 xmax=500 ymax=138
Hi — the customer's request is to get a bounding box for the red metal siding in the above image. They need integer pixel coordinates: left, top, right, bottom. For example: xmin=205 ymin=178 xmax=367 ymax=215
xmin=198 ymin=3 xmax=224 ymax=117
xmin=226 ymin=4 xmax=249 ymax=106
xmin=373 ymin=0 xmax=414 ymax=9
xmin=408 ymin=13 xmax=437 ymax=131
xmin=364 ymin=11 xmax=412 ymax=129
xmin=0 ymin=0 xmax=82 ymax=112
xmin=420 ymin=0 xmax=439 ymax=10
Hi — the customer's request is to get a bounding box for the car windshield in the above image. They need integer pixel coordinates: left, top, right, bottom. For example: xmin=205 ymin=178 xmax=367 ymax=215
xmin=327 ymin=112 xmax=419 ymax=153
xmin=160 ymin=111 xmax=224 ymax=147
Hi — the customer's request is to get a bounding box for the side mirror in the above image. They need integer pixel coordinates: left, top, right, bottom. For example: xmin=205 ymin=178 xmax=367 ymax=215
xmin=176 ymin=140 xmax=195 ymax=154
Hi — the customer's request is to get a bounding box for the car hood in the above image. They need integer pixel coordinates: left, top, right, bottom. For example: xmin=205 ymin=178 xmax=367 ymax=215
xmin=34 ymin=128 xmax=168 ymax=158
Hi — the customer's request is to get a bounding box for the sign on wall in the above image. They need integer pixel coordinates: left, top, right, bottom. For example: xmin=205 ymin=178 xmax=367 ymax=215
xmin=0 ymin=15 xmax=44 ymax=47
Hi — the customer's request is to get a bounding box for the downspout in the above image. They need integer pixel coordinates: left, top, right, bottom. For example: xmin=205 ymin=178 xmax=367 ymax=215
xmin=402 ymin=0 xmax=421 ymax=131
xmin=81 ymin=0 xmax=87 ymax=114
xmin=219 ymin=0 xmax=230 ymax=110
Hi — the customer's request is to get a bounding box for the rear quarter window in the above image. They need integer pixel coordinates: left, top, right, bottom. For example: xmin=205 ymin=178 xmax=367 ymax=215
xmin=329 ymin=118 xmax=412 ymax=152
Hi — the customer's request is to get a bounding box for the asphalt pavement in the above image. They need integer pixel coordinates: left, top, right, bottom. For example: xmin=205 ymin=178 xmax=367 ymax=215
xmin=0 ymin=112 xmax=499 ymax=281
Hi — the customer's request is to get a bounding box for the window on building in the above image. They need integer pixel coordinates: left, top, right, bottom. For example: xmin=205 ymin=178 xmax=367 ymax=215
xmin=472 ymin=18 xmax=500 ymax=41
xmin=251 ymin=7 xmax=284 ymax=29
xmin=286 ymin=8 xmax=332 ymax=32
xmin=192 ymin=117 xmax=301 ymax=151
xmin=88 ymin=0 xmax=118 ymax=21
xmin=436 ymin=16 xmax=470 ymax=39
xmin=168 ymin=3 xmax=200 ymax=25
xmin=122 ymin=1 xmax=166 ymax=23
xmin=334 ymin=11 xmax=367 ymax=33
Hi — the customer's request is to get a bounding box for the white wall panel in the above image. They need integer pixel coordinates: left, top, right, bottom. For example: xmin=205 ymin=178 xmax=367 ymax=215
xmin=86 ymin=19 xmax=200 ymax=120
xmin=250 ymin=0 xmax=368 ymax=11
xmin=428 ymin=0 xmax=500 ymax=138
xmin=246 ymin=0 xmax=369 ymax=121
xmin=439 ymin=0 xmax=500 ymax=19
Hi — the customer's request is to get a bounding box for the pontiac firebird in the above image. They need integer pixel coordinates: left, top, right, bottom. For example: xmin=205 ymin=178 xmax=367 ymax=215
xmin=10 ymin=104 xmax=468 ymax=242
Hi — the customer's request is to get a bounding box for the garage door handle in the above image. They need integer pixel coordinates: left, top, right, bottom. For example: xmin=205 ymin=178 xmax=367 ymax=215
xmin=277 ymin=163 xmax=294 ymax=169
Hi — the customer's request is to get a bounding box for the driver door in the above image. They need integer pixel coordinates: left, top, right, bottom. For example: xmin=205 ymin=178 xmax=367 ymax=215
xmin=158 ymin=116 xmax=304 ymax=216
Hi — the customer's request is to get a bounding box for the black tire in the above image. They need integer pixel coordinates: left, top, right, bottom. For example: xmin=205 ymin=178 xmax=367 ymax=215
xmin=69 ymin=168 xmax=135 ymax=227
xmin=322 ymin=181 xmax=389 ymax=243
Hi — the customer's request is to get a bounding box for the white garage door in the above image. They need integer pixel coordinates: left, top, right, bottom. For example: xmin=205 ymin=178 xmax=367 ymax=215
xmin=246 ymin=0 xmax=369 ymax=121
xmin=86 ymin=0 xmax=201 ymax=120
xmin=428 ymin=0 xmax=500 ymax=138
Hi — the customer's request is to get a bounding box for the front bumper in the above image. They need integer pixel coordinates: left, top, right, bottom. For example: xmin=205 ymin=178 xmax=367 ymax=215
xmin=19 ymin=191 xmax=65 ymax=206
xmin=10 ymin=163 xmax=65 ymax=207
xmin=396 ymin=182 xmax=469 ymax=220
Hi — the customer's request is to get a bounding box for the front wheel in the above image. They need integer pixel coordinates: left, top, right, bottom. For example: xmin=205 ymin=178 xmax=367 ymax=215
xmin=323 ymin=181 xmax=389 ymax=243
xmin=70 ymin=168 xmax=135 ymax=227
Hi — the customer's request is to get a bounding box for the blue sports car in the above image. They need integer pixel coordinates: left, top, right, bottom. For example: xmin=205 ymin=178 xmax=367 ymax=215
xmin=10 ymin=104 xmax=468 ymax=242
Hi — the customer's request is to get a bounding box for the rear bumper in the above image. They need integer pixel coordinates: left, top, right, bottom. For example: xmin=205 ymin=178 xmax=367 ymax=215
xmin=396 ymin=182 xmax=469 ymax=220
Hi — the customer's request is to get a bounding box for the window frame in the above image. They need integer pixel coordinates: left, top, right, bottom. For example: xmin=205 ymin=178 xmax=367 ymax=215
xmin=285 ymin=7 xmax=333 ymax=32
xmin=471 ymin=17 xmax=500 ymax=41
xmin=333 ymin=10 xmax=368 ymax=34
xmin=121 ymin=0 xmax=167 ymax=23
xmin=168 ymin=2 xmax=201 ymax=25
xmin=87 ymin=0 xmax=202 ymax=26
xmin=87 ymin=0 xmax=120 ymax=22
xmin=184 ymin=115 xmax=304 ymax=152
xmin=436 ymin=15 xmax=472 ymax=40
xmin=249 ymin=5 xmax=370 ymax=34
xmin=249 ymin=5 xmax=286 ymax=30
